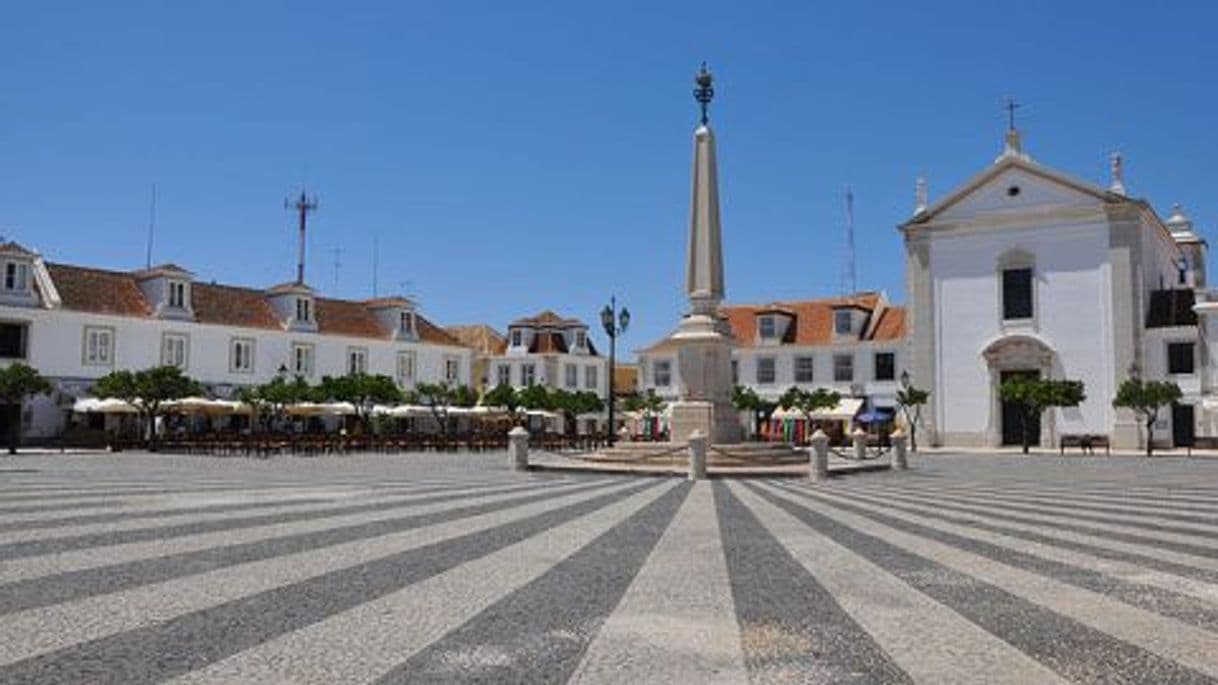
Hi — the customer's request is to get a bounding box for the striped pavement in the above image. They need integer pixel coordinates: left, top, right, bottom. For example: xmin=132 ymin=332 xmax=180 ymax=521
xmin=2 ymin=454 xmax=1218 ymax=683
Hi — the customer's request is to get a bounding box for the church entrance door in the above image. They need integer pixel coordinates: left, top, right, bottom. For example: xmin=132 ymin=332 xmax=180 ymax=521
xmin=1000 ymin=370 xmax=1040 ymax=446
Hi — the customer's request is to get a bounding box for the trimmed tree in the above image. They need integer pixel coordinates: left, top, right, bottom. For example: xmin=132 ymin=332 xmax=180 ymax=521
xmin=482 ymin=383 xmax=522 ymax=424
xmin=732 ymin=385 xmax=778 ymax=439
xmin=1113 ymin=377 xmax=1183 ymax=456
xmin=0 ymin=363 xmax=52 ymax=454
xmin=778 ymin=386 xmax=842 ymax=442
xmin=998 ymin=376 xmax=1086 ymax=454
xmin=238 ymin=376 xmax=315 ymax=430
xmin=415 ymin=382 xmax=469 ymax=437
xmin=316 ymin=373 xmax=402 ymax=432
xmin=551 ymin=389 xmax=604 ymax=435
xmin=93 ymin=366 xmax=202 ymax=449
xmin=895 ymin=383 xmax=930 ymax=452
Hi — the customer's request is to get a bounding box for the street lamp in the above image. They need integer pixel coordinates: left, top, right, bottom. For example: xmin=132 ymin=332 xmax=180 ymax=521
xmin=600 ymin=296 xmax=630 ymax=446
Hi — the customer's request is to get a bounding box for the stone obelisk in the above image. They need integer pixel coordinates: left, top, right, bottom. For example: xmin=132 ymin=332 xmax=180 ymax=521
xmin=669 ymin=63 xmax=741 ymax=444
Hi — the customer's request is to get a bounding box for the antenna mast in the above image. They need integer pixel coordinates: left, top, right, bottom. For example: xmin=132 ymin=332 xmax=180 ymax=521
xmin=144 ymin=183 xmax=157 ymax=269
xmin=842 ymin=187 xmax=857 ymax=295
xmin=329 ymin=247 xmax=342 ymax=292
xmin=371 ymin=233 xmax=379 ymax=297
xmin=285 ymin=189 xmax=319 ymax=284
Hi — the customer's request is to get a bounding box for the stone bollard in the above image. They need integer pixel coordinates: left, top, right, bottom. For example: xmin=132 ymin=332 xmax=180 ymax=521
xmin=852 ymin=428 xmax=868 ymax=461
xmin=890 ymin=429 xmax=908 ymax=470
xmin=687 ymin=430 xmax=708 ymax=481
xmin=809 ymin=429 xmax=830 ymax=482
xmin=508 ymin=426 xmax=530 ymax=471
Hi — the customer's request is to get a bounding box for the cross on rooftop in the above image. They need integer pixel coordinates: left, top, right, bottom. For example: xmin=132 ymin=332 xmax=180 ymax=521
xmin=1005 ymin=97 xmax=1021 ymax=131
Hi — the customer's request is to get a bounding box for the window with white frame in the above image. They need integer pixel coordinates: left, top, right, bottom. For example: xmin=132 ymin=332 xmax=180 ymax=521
xmin=3 ymin=261 xmax=29 ymax=292
xmin=585 ymin=364 xmax=598 ymax=390
xmin=292 ymin=342 xmax=314 ymax=377
xmin=167 ymin=280 xmax=187 ymax=309
xmin=444 ymin=356 xmax=461 ymax=384
xmin=653 ymin=360 xmax=672 ymax=387
xmin=396 ymin=351 xmax=416 ymax=386
xmin=83 ymin=326 xmax=114 ymax=366
xmin=510 ymin=329 xmax=523 ymax=347
xmin=230 ymin=338 xmax=254 ymax=373
xmin=874 ymin=352 xmax=896 ymax=381
xmin=833 ymin=353 xmax=854 ymax=382
xmin=758 ymin=316 xmax=776 ymax=339
xmin=1002 ymin=268 xmax=1034 ymax=320
xmin=496 ymin=363 xmax=512 ymax=387
xmin=834 ymin=310 xmax=853 ymax=335
xmin=521 ymin=363 xmax=536 ymax=386
xmin=795 ymin=355 xmax=814 ymax=383
xmin=347 ymin=347 xmax=368 ymax=375
xmin=565 ymin=364 xmax=578 ymax=388
xmin=295 ymin=297 xmax=312 ymax=323
xmin=399 ymin=311 xmax=415 ymax=336
xmin=574 ymin=330 xmax=587 ymax=350
xmin=756 ymin=356 xmax=776 ymax=384
xmin=161 ymin=332 xmax=188 ymax=369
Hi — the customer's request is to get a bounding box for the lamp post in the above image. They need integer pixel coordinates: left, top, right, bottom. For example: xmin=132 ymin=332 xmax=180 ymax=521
xmin=600 ymin=296 xmax=630 ymax=446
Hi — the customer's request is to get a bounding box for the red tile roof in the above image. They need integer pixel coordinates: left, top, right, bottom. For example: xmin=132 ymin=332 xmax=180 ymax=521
xmin=45 ymin=264 xmax=151 ymax=317
xmin=511 ymin=309 xmax=584 ymax=328
xmin=42 ymin=262 xmax=463 ymax=345
xmin=444 ymin=324 xmax=508 ymax=355
xmin=639 ymin=292 xmax=905 ymax=352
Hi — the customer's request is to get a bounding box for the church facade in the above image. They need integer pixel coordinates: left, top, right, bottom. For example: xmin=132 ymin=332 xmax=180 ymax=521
xmin=903 ymin=129 xmax=1209 ymax=450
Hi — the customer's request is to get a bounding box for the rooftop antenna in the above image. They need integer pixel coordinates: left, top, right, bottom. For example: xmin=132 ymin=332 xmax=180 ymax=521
xmin=842 ymin=186 xmax=857 ymax=295
xmin=329 ymin=247 xmax=343 ymax=293
xmin=371 ymin=233 xmax=379 ymax=297
xmin=285 ymin=189 xmax=318 ymax=284
xmin=144 ymin=183 xmax=157 ymax=269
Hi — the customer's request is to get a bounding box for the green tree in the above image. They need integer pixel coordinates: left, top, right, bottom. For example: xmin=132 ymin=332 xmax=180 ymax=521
xmin=482 ymin=383 xmax=522 ymax=424
xmin=93 ymin=366 xmax=202 ymax=448
xmin=732 ymin=385 xmax=778 ymax=439
xmin=0 ymin=363 xmax=52 ymax=454
xmin=778 ymin=386 xmax=842 ymax=439
xmin=415 ymin=382 xmax=471 ymax=437
xmin=238 ymin=376 xmax=315 ymax=430
xmin=517 ymin=384 xmax=554 ymax=412
xmin=895 ymin=382 xmax=931 ymax=452
xmin=1113 ymin=377 xmax=1183 ymax=456
xmin=550 ymin=389 xmax=605 ymax=435
xmin=315 ymin=373 xmax=402 ymax=431
xmin=999 ymin=377 xmax=1086 ymax=454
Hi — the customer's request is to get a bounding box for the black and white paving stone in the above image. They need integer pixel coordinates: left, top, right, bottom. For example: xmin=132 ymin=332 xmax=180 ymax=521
xmin=2 ymin=452 xmax=1218 ymax=683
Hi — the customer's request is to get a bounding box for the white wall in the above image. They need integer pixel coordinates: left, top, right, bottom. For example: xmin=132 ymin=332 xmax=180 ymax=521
xmin=930 ymin=217 xmax=1114 ymax=438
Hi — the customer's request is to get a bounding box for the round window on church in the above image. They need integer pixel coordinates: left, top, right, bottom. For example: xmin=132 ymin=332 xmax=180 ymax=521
xmin=1006 ymin=185 xmax=1021 ymax=197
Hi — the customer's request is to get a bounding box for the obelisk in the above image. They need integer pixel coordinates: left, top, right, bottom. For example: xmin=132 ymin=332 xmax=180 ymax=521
xmin=669 ymin=63 xmax=741 ymax=444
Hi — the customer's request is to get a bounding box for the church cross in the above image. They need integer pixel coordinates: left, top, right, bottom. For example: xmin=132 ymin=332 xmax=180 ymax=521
xmin=1005 ymin=97 xmax=1021 ymax=131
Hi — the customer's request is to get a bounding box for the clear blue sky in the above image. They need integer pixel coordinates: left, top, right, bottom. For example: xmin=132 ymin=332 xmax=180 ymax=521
xmin=3 ymin=2 xmax=1215 ymax=358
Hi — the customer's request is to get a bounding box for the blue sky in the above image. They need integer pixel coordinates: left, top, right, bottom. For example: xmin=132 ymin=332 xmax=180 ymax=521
xmin=2 ymin=2 xmax=1215 ymax=357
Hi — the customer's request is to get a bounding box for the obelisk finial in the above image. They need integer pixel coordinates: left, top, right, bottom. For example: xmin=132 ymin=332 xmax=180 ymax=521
xmin=694 ymin=62 xmax=714 ymax=126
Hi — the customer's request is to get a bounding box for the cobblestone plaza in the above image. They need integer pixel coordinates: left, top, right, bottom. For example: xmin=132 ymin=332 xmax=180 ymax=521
xmin=2 ymin=453 xmax=1218 ymax=683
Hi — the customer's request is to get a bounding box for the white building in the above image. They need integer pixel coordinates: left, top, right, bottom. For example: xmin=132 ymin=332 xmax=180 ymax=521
xmin=479 ymin=310 xmax=609 ymax=397
xmin=0 ymin=242 xmax=473 ymax=440
xmin=902 ymin=129 xmax=1208 ymax=449
xmin=636 ymin=291 xmax=906 ymax=412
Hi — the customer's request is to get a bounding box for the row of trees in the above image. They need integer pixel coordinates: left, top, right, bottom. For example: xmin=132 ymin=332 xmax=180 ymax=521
xmin=0 ymin=361 xmax=1193 ymax=456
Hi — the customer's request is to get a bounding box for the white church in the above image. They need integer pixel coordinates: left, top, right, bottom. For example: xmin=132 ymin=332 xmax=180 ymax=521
xmin=903 ymin=125 xmax=1212 ymax=450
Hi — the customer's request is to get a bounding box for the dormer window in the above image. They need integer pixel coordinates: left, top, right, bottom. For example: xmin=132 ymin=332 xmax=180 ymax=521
xmin=758 ymin=316 xmax=777 ymax=339
xmin=511 ymin=329 xmax=523 ymax=347
xmin=295 ymin=297 xmax=312 ymax=323
xmin=399 ymin=311 xmax=416 ymax=336
xmin=574 ymin=330 xmax=587 ymax=349
xmin=3 ymin=262 xmax=29 ymax=293
xmin=834 ymin=310 xmax=853 ymax=335
xmin=167 ymin=280 xmax=187 ymax=309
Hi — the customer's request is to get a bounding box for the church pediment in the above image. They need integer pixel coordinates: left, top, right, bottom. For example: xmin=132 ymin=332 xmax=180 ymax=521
xmin=906 ymin=157 xmax=1121 ymax=229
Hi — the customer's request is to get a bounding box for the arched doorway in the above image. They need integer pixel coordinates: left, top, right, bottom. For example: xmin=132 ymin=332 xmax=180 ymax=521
xmin=981 ymin=334 xmax=1057 ymax=447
